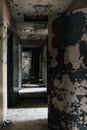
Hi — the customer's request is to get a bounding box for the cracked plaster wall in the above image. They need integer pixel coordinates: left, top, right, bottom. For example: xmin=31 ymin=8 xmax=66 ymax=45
xmin=48 ymin=8 xmax=87 ymax=130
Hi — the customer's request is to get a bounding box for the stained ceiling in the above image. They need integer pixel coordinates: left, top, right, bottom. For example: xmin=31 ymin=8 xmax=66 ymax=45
xmin=7 ymin=0 xmax=73 ymax=47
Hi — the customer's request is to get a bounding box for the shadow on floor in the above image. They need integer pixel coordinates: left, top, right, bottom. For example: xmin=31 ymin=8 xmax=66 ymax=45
xmin=11 ymin=97 xmax=47 ymax=108
xmin=1 ymin=119 xmax=49 ymax=130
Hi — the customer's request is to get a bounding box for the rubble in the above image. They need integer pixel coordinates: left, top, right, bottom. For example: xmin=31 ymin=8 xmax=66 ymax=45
xmin=0 ymin=120 xmax=13 ymax=129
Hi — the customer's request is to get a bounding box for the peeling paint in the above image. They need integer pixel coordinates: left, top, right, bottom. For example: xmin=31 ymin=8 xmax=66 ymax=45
xmin=64 ymin=44 xmax=82 ymax=69
xmin=48 ymin=8 xmax=87 ymax=130
xmin=7 ymin=0 xmax=73 ymax=18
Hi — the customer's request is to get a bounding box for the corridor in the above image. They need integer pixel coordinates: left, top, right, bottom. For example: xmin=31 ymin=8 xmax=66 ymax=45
xmin=1 ymin=0 xmax=87 ymax=130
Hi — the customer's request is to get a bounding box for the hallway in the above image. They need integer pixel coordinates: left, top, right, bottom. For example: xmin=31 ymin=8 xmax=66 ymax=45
xmin=1 ymin=0 xmax=87 ymax=130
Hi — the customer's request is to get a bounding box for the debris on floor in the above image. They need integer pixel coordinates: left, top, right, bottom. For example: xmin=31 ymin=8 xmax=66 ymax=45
xmin=0 ymin=120 xmax=13 ymax=129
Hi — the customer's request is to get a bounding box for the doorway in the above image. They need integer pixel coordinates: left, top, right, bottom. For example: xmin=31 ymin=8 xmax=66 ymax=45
xmin=19 ymin=46 xmax=47 ymax=106
xmin=6 ymin=39 xmax=48 ymax=122
xmin=21 ymin=47 xmax=47 ymax=88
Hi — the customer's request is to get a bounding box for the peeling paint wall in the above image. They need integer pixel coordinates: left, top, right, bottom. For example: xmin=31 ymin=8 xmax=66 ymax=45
xmin=7 ymin=0 xmax=73 ymax=22
xmin=0 ymin=0 xmax=10 ymax=121
xmin=67 ymin=0 xmax=87 ymax=12
xmin=48 ymin=8 xmax=87 ymax=130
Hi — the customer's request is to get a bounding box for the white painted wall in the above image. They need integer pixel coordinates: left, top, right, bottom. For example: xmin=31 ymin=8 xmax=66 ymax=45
xmin=18 ymin=44 xmax=22 ymax=90
xmin=0 ymin=0 xmax=10 ymax=121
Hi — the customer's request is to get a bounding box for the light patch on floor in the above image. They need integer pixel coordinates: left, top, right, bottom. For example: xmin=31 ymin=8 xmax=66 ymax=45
xmin=22 ymin=83 xmax=44 ymax=87
xmin=19 ymin=87 xmax=47 ymax=93
xmin=5 ymin=107 xmax=48 ymax=122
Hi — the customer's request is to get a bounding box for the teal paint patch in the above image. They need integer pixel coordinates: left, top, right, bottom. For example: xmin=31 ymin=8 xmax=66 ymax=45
xmin=77 ymin=123 xmax=87 ymax=130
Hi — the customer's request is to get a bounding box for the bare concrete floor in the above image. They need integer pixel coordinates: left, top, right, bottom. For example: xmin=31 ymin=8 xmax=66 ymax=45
xmin=2 ymin=92 xmax=48 ymax=130
xmin=5 ymin=107 xmax=48 ymax=121
xmin=0 ymin=86 xmax=48 ymax=130
xmin=2 ymin=104 xmax=48 ymax=130
xmin=1 ymin=119 xmax=49 ymax=130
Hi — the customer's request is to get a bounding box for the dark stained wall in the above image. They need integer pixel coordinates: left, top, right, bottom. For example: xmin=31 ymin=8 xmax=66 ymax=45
xmin=12 ymin=32 xmax=19 ymax=105
xmin=48 ymin=8 xmax=87 ymax=130
xmin=7 ymin=29 xmax=19 ymax=107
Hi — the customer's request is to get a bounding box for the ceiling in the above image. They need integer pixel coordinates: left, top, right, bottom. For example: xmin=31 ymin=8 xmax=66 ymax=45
xmin=7 ymin=0 xmax=73 ymax=47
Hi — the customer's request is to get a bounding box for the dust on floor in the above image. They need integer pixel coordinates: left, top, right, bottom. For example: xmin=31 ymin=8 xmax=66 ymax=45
xmin=1 ymin=106 xmax=48 ymax=130
xmin=0 ymin=119 xmax=49 ymax=130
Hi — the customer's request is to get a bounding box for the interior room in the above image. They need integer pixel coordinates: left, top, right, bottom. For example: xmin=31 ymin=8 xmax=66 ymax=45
xmin=0 ymin=0 xmax=87 ymax=130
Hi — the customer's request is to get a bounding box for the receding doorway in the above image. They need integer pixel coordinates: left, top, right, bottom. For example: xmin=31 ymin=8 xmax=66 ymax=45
xmin=21 ymin=47 xmax=47 ymax=89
